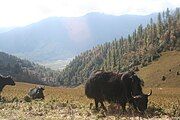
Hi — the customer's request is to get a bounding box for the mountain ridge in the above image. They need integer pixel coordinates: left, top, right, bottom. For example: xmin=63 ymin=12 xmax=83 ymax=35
xmin=0 ymin=12 xmax=157 ymax=61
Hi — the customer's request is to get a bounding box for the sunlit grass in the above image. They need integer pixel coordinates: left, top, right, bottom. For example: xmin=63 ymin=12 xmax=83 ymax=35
xmin=1 ymin=82 xmax=179 ymax=119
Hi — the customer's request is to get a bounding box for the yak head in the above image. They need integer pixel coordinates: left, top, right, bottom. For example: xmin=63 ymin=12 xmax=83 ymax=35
xmin=36 ymin=86 xmax=45 ymax=94
xmin=132 ymin=89 xmax=152 ymax=113
xmin=4 ymin=75 xmax=15 ymax=86
xmin=130 ymin=73 xmax=152 ymax=113
xmin=36 ymin=86 xmax=45 ymax=99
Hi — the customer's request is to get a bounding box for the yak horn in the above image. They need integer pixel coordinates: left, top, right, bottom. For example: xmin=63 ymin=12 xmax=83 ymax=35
xmin=147 ymin=89 xmax=152 ymax=96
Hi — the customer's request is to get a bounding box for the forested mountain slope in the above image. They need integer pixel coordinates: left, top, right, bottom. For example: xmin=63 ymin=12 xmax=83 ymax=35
xmin=58 ymin=8 xmax=180 ymax=87
xmin=0 ymin=52 xmax=58 ymax=86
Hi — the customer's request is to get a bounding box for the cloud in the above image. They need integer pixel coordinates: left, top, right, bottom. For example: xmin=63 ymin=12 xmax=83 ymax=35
xmin=0 ymin=0 xmax=179 ymax=27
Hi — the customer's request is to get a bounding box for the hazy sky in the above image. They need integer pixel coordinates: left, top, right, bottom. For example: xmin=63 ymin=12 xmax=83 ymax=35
xmin=0 ymin=0 xmax=179 ymax=27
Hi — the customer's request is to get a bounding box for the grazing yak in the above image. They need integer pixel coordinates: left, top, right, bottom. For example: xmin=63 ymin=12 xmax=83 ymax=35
xmin=0 ymin=74 xmax=15 ymax=99
xmin=28 ymin=86 xmax=45 ymax=100
xmin=85 ymin=70 xmax=152 ymax=113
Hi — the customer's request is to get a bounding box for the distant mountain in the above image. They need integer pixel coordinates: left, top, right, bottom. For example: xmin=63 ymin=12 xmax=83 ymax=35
xmin=0 ymin=27 xmax=14 ymax=33
xmin=0 ymin=12 xmax=157 ymax=61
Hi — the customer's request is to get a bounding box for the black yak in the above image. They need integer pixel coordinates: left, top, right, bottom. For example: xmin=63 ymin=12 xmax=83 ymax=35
xmin=85 ymin=70 xmax=152 ymax=113
xmin=0 ymin=74 xmax=15 ymax=100
xmin=28 ymin=86 xmax=45 ymax=100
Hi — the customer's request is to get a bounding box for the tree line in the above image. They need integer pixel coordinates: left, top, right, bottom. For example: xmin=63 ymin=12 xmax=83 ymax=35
xmin=57 ymin=8 xmax=180 ymax=86
xmin=0 ymin=52 xmax=59 ymax=86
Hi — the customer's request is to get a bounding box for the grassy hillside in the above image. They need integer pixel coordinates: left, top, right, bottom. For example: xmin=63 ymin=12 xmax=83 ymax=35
xmin=1 ymin=81 xmax=179 ymax=119
xmin=2 ymin=82 xmax=88 ymax=104
xmin=1 ymin=51 xmax=180 ymax=118
xmin=137 ymin=51 xmax=180 ymax=87
xmin=3 ymin=52 xmax=179 ymax=103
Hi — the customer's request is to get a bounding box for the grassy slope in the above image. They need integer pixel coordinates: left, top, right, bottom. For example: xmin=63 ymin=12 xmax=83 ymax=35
xmin=137 ymin=51 xmax=180 ymax=88
xmin=2 ymin=82 xmax=89 ymax=104
xmin=2 ymin=51 xmax=180 ymax=119
xmin=3 ymin=51 xmax=180 ymax=103
xmin=2 ymin=82 xmax=180 ymax=119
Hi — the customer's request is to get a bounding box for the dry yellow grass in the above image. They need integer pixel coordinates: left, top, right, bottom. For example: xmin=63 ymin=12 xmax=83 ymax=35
xmin=137 ymin=51 xmax=180 ymax=87
xmin=1 ymin=83 xmax=180 ymax=119
xmin=2 ymin=82 xmax=178 ymax=102
xmin=2 ymin=83 xmax=91 ymax=104
xmin=0 ymin=51 xmax=180 ymax=119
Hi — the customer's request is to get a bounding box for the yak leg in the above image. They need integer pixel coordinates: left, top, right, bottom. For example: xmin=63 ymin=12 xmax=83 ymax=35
xmin=100 ymin=101 xmax=107 ymax=111
xmin=95 ymin=99 xmax=99 ymax=110
xmin=121 ymin=103 xmax=127 ymax=113
xmin=0 ymin=92 xmax=1 ymax=100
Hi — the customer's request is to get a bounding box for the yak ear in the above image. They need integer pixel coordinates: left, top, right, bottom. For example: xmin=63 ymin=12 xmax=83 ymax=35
xmin=39 ymin=85 xmax=45 ymax=90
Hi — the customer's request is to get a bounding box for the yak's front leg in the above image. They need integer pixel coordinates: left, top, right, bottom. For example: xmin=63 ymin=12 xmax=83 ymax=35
xmin=121 ymin=102 xmax=127 ymax=114
xmin=0 ymin=91 xmax=2 ymax=101
xmin=100 ymin=101 xmax=107 ymax=111
xmin=95 ymin=99 xmax=99 ymax=111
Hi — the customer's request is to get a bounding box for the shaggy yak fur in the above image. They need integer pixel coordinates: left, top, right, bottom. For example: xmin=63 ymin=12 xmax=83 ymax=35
xmin=28 ymin=86 xmax=45 ymax=100
xmin=0 ymin=74 xmax=15 ymax=99
xmin=85 ymin=70 xmax=152 ymax=113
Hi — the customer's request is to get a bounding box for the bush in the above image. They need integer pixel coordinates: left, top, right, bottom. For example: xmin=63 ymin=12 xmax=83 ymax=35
xmin=24 ymin=95 xmax=32 ymax=102
xmin=141 ymin=61 xmax=148 ymax=68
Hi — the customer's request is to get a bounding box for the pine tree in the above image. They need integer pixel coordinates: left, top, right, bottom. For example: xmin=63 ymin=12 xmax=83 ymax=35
xmin=157 ymin=13 xmax=163 ymax=38
xmin=112 ymin=48 xmax=116 ymax=68
xmin=128 ymin=35 xmax=132 ymax=51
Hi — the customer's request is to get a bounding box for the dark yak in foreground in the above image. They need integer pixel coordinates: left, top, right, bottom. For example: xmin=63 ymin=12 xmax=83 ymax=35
xmin=28 ymin=86 xmax=45 ymax=100
xmin=85 ymin=70 xmax=152 ymax=113
xmin=0 ymin=74 xmax=15 ymax=99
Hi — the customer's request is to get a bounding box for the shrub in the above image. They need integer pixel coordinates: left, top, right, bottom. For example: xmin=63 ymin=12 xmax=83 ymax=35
xmin=24 ymin=95 xmax=32 ymax=102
